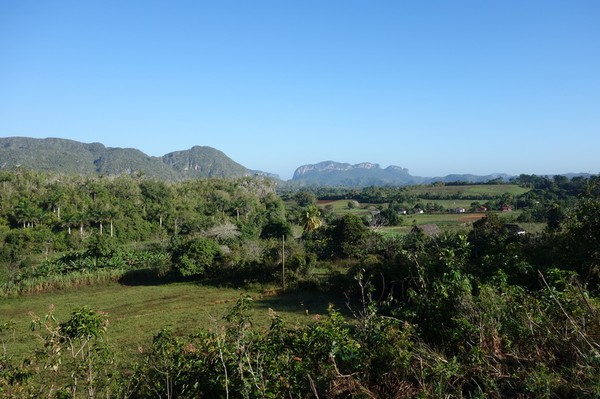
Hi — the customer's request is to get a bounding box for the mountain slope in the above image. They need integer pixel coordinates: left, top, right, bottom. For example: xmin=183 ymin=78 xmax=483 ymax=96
xmin=0 ymin=137 xmax=100 ymax=174
xmin=93 ymin=147 xmax=178 ymax=180
xmin=0 ymin=137 xmax=258 ymax=180
xmin=162 ymin=146 xmax=248 ymax=179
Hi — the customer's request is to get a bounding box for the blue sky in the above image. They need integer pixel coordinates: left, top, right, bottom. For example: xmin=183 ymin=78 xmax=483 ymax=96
xmin=1 ymin=1 xmax=599 ymax=179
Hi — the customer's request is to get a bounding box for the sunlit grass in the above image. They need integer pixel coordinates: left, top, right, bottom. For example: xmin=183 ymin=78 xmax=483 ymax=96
xmin=406 ymin=184 xmax=529 ymax=197
xmin=381 ymin=211 xmax=544 ymax=236
xmin=0 ymin=281 xmax=344 ymax=365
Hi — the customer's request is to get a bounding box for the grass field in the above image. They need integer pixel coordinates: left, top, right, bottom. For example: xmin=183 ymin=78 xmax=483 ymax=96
xmin=318 ymin=199 xmax=375 ymax=215
xmin=0 ymin=281 xmax=346 ymax=364
xmin=381 ymin=212 xmax=480 ymax=235
xmin=424 ymin=199 xmax=478 ymax=208
xmin=406 ymin=184 xmax=530 ymax=197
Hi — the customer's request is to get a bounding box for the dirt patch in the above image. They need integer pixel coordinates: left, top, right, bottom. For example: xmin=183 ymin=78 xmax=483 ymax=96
xmin=459 ymin=214 xmax=485 ymax=222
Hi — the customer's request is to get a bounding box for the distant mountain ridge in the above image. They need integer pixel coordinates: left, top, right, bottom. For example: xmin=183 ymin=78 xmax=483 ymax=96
xmin=291 ymin=161 xmax=514 ymax=186
xmin=1 ymin=137 xmax=591 ymax=186
xmin=0 ymin=137 xmax=277 ymax=180
xmin=292 ymin=161 xmax=422 ymax=186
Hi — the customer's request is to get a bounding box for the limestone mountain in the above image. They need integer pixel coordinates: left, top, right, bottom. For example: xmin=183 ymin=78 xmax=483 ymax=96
xmin=0 ymin=137 xmax=269 ymax=180
xmin=1 ymin=137 xmax=105 ymax=175
xmin=290 ymin=161 xmax=514 ymax=186
xmin=162 ymin=146 xmax=248 ymax=179
xmin=291 ymin=161 xmax=425 ymax=186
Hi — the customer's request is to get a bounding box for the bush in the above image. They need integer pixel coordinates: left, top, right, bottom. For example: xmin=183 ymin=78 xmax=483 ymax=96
xmin=170 ymin=236 xmax=222 ymax=278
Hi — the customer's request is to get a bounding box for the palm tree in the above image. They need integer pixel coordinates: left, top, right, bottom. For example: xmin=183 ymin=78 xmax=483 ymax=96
xmin=72 ymin=209 xmax=90 ymax=238
xmin=303 ymin=205 xmax=323 ymax=233
xmin=14 ymin=199 xmax=38 ymax=228
xmin=60 ymin=210 xmax=75 ymax=235
xmin=44 ymin=183 xmax=68 ymax=221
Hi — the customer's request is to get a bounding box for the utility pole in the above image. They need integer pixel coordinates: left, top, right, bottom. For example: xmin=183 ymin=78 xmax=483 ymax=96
xmin=282 ymin=234 xmax=286 ymax=294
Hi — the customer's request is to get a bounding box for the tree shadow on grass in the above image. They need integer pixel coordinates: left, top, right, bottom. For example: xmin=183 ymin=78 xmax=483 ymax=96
xmin=118 ymin=269 xmax=277 ymax=289
xmin=252 ymin=288 xmax=351 ymax=318
xmin=118 ymin=268 xmax=191 ymax=286
xmin=118 ymin=270 xmax=353 ymax=320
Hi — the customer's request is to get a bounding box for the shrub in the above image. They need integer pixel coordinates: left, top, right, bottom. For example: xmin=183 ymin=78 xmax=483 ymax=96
xmin=170 ymin=236 xmax=222 ymax=278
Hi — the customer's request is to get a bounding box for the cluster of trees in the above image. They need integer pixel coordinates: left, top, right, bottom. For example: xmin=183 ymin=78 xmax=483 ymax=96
xmin=0 ymin=169 xmax=282 ymax=241
xmin=513 ymin=174 xmax=594 ymax=224
xmin=281 ymin=185 xmax=415 ymax=204
xmin=1 ymin=169 xmax=599 ymax=397
xmin=0 ymin=169 xmax=297 ymax=291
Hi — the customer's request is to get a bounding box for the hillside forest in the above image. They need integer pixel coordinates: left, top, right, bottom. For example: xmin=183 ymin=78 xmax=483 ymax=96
xmin=1 ymin=168 xmax=599 ymax=398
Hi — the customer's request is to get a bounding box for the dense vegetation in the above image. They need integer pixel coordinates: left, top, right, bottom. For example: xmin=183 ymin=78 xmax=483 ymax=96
xmin=1 ymin=169 xmax=599 ymax=398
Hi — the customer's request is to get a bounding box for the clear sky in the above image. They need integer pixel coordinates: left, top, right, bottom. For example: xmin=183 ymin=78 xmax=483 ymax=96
xmin=1 ymin=1 xmax=599 ymax=180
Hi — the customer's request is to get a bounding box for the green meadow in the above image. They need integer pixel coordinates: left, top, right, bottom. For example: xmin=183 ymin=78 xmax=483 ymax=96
xmin=0 ymin=281 xmax=344 ymax=364
xmin=406 ymin=184 xmax=530 ymax=197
